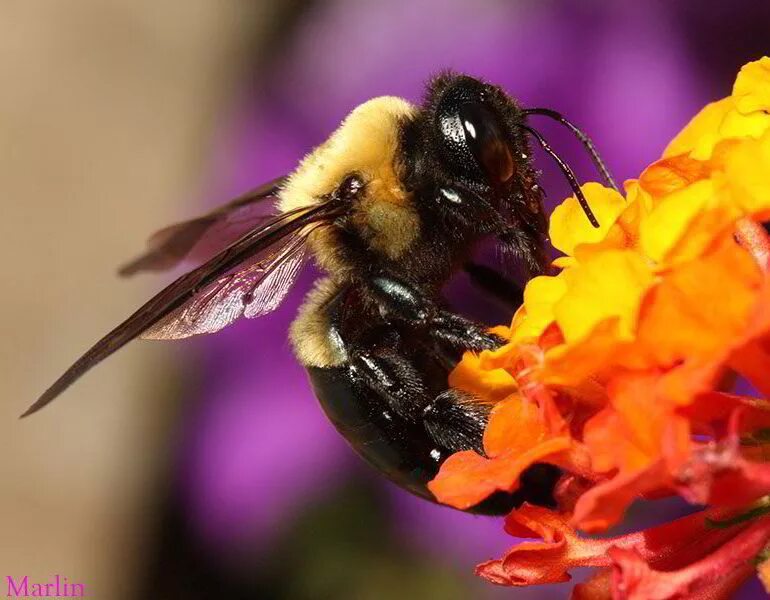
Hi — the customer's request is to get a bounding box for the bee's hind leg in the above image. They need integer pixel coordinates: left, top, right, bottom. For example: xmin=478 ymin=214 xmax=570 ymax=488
xmin=423 ymin=388 xmax=562 ymax=509
xmin=344 ymin=333 xmax=561 ymax=511
xmin=421 ymin=388 xmax=491 ymax=454
xmin=350 ymin=344 xmax=494 ymax=455
xmin=365 ymin=274 xmax=505 ymax=352
xmin=348 ymin=341 xmax=433 ymax=423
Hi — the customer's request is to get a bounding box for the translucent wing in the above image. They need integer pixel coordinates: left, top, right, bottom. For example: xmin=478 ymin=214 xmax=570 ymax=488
xmin=24 ymin=199 xmax=344 ymax=417
xmin=118 ymin=176 xmax=286 ymax=276
xmin=142 ymin=236 xmax=306 ymax=340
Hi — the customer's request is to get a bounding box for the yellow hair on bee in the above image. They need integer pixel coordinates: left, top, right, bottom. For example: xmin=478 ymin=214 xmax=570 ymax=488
xmin=279 ymin=97 xmax=420 ymax=274
xmin=279 ymin=96 xmax=416 ymax=211
xmin=290 ymin=277 xmax=346 ymax=368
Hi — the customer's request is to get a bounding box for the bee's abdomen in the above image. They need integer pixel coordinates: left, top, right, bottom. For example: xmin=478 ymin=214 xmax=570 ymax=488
xmin=307 ymin=365 xmax=553 ymax=515
xmin=307 ymin=365 xmax=440 ymax=502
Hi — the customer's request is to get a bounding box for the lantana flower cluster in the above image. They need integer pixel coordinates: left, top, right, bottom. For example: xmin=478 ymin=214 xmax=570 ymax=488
xmin=429 ymin=57 xmax=770 ymax=598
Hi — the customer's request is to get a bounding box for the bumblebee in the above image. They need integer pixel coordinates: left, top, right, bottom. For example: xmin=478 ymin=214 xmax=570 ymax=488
xmin=26 ymin=73 xmax=615 ymax=514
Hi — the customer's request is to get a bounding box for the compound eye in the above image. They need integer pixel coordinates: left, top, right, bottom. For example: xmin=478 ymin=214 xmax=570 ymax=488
xmin=458 ymin=102 xmax=515 ymax=184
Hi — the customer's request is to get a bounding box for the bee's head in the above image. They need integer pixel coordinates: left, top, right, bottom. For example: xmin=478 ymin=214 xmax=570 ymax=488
xmin=402 ymin=73 xmax=548 ymax=273
xmin=401 ymin=72 xmax=610 ymax=275
xmin=430 ymin=74 xmax=527 ymax=189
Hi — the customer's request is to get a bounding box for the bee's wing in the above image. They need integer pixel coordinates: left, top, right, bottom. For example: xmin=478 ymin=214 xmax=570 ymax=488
xmin=24 ymin=199 xmax=343 ymax=417
xmin=141 ymin=230 xmax=307 ymax=340
xmin=118 ymin=176 xmax=286 ymax=276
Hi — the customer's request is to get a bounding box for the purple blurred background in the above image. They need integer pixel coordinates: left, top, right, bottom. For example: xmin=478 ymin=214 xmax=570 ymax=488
xmin=139 ymin=1 xmax=770 ymax=598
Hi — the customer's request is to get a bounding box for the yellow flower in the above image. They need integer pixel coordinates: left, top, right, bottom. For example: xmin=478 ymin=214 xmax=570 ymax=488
xmin=554 ymin=249 xmax=654 ymax=344
xmin=733 ymin=56 xmax=770 ymax=113
xmin=717 ymin=129 xmax=770 ymax=220
xmin=638 ymin=129 xmax=770 ymax=266
xmin=509 ymin=274 xmax=566 ymax=344
xmin=549 ymin=182 xmax=626 ymax=263
xmin=638 ymin=178 xmax=721 ymax=264
xmin=664 ymin=57 xmax=770 ymax=160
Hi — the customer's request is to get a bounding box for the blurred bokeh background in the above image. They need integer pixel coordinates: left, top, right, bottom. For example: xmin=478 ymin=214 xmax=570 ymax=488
xmin=2 ymin=1 xmax=769 ymax=598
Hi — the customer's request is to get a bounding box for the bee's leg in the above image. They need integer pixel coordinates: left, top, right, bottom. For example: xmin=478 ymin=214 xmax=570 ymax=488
xmin=427 ymin=310 xmax=505 ymax=352
xmin=349 ymin=346 xmax=489 ymax=454
xmin=336 ymin=316 xmax=561 ymax=509
xmin=422 ymin=388 xmax=491 ymax=454
xmin=423 ymin=389 xmax=562 ymax=507
xmin=348 ymin=344 xmax=432 ymax=423
xmin=365 ymin=274 xmax=504 ymax=352
xmin=326 ymin=287 xmax=432 ymax=422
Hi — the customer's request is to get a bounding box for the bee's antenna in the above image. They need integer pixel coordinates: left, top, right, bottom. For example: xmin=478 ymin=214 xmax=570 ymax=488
xmin=520 ymin=124 xmax=600 ymax=228
xmin=523 ymin=108 xmax=619 ymax=192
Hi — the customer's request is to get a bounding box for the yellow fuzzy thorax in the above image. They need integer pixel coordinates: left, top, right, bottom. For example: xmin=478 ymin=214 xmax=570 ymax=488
xmin=279 ymin=96 xmax=421 ymax=275
xmin=278 ymin=96 xmax=417 ymax=212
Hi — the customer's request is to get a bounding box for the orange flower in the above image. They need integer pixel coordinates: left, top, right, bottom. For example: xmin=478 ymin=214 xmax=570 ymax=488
xmin=428 ymin=351 xmax=591 ymax=510
xmin=429 ymin=57 xmax=770 ymax=597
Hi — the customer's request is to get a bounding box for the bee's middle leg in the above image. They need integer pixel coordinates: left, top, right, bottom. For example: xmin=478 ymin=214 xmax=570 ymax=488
xmin=348 ymin=341 xmax=491 ymax=455
xmin=336 ymin=275 xmax=506 ymax=453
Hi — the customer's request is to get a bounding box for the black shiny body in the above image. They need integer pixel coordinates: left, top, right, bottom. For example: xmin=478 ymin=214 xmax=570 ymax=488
xmin=309 ymin=360 xmax=560 ymax=514
xmin=310 ymin=365 xmax=557 ymax=515
xmin=303 ymin=273 xmax=561 ymax=514
xmin=290 ymin=74 xmax=564 ymax=513
xmin=309 ymin=365 xmax=440 ymax=503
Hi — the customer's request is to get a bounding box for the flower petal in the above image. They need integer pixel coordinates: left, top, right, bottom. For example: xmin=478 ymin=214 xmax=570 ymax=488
xmin=663 ymin=98 xmax=734 ymax=160
xmin=554 ymin=250 xmax=655 ymax=344
xmin=609 ymin=517 xmax=770 ymax=600
xmin=732 ymin=56 xmax=770 ymax=115
xmin=448 ymin=351 xmax=518 ymax=403
xmin=427 ymin=438 xmax=571 ymax=510
xmin=663 ymin=59 xmax=770 ymax=162
xmin=571 ymin=461 xmax=671 ymax=533
xmin=479 ymin=505 xmax=757 ymax=588
xmin=638 ymin=179 xmax=729 ymax=265
xmin=571 ymin=569 xmax=613 ymax=600
xmin=635 ymin=234 xmax=763 ymax=372
xmin=549 ymin=183 xmax=626 ymax=257
xmin=719 ymin=129 xmax=770 ymax=221
xmin=510 ymin=274 xmax=568 ymax=344
xmin=674 ymin=422 xmax=770 ymax=508
xmin=476 ymin=505 xmax=618 ymax=585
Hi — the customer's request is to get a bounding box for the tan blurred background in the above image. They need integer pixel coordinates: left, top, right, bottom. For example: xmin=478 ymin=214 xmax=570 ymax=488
xmin=0 ymin=2 xmax=272 ymax=597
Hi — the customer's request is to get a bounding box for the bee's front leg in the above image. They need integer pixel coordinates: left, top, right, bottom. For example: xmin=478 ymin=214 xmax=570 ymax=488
xmin=427 ymin=310 xmax=505 ymax=352
xmin=365 ymin=274 xmax=504 ymax=352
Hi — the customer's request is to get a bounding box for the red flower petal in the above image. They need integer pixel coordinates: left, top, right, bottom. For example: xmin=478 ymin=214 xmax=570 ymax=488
xmin=477 ymin=505 xmax=619 ymax=585
xmin=674 ymin=431 xmax=770 ymax=507
xmin=609 ymin=516 xmax=770 ymax=599
xmin=480 ymin=504 xmax=759 ymax=588
xmin=571 ymin=569 xmax=613 ymax=600
xmin=571 ymin=461 xmax=671 ymax=533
